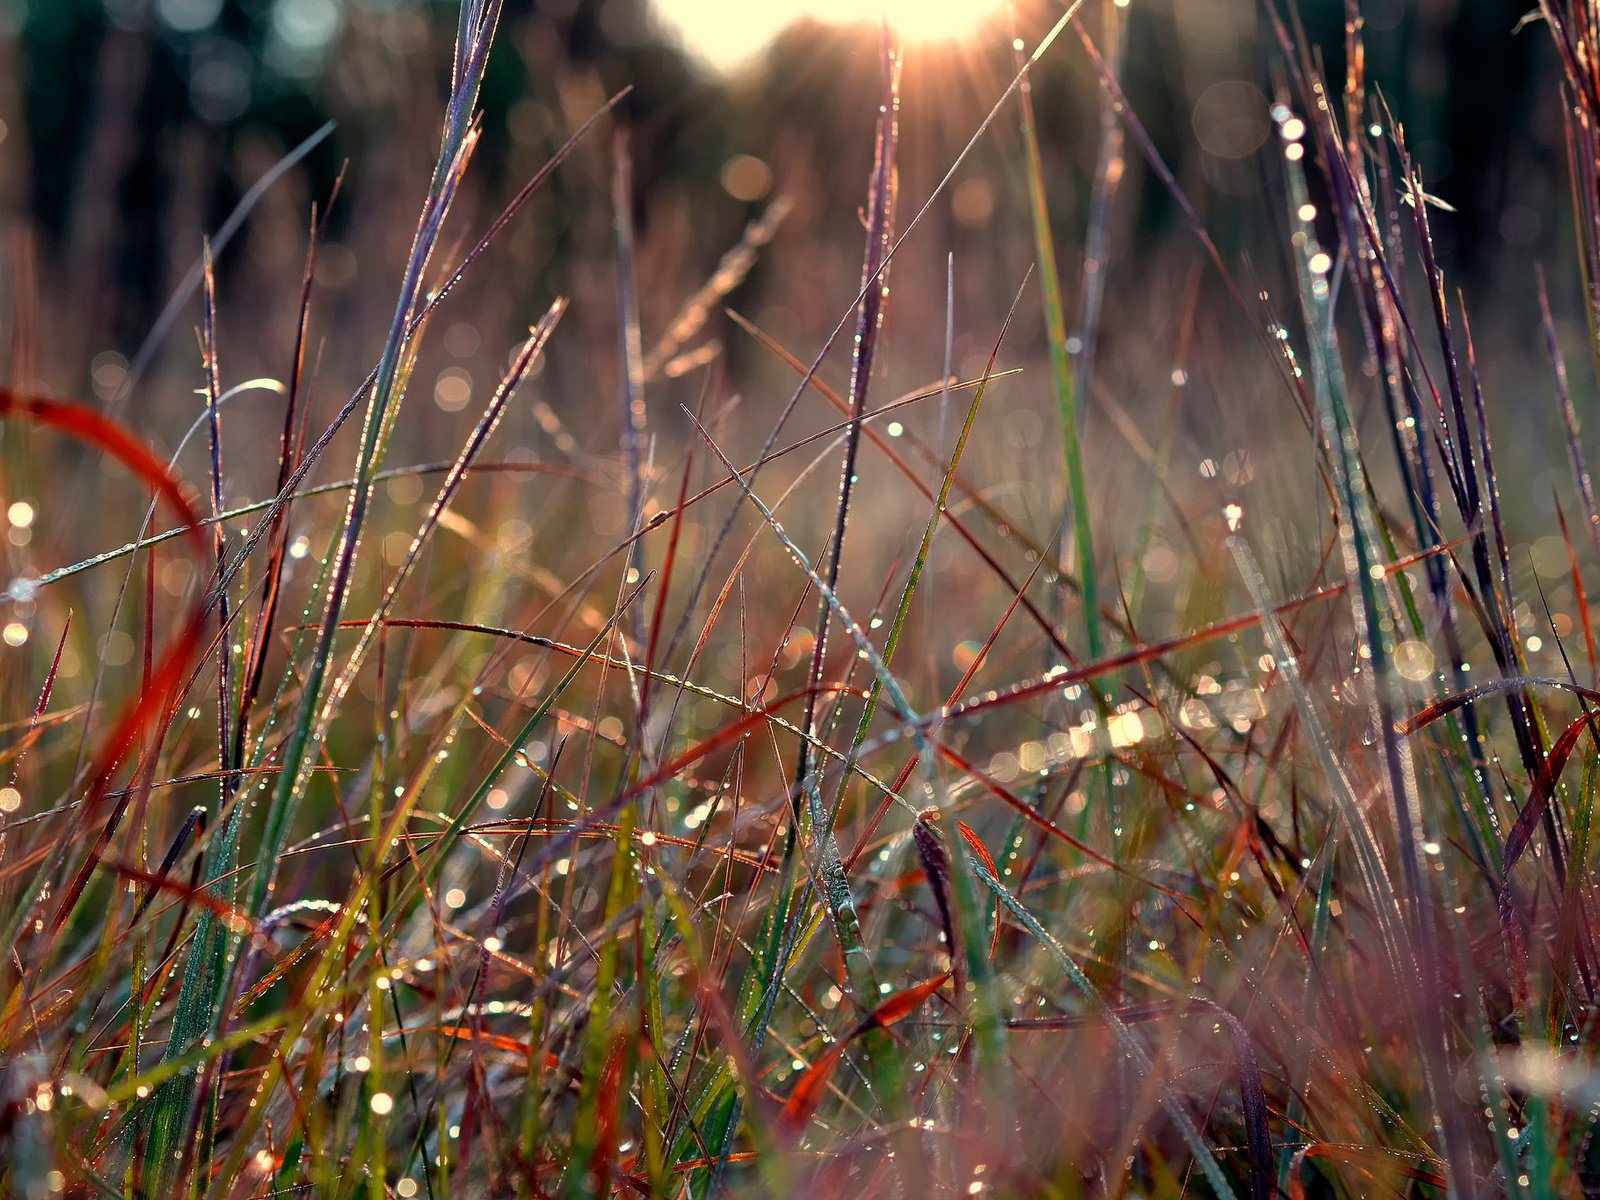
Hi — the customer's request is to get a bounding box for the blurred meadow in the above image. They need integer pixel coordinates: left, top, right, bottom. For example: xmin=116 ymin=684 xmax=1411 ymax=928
xmin=4 ymin=0 xmax=1600 ymax=1196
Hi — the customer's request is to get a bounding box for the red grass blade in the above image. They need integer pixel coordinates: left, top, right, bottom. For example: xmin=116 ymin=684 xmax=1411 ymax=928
xmin=778 ymin=972 xmax=949 ymax=1135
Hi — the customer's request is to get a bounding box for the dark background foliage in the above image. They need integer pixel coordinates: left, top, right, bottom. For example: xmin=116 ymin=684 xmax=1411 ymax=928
xmin=0 ymin=0 xmax=1562 ymax=377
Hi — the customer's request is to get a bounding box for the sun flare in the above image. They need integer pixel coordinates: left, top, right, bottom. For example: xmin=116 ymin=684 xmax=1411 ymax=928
xmin=652 ymin=0 xmax=1009 ymax=72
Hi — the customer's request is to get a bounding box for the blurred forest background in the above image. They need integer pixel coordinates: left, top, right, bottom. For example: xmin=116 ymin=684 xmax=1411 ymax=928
xmin=0 ymin=0 xmax=1574 ymax=589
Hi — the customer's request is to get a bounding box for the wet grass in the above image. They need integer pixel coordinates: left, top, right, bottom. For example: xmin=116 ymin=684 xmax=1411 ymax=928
xmin=3 ymin=1 xmax=1600 ymax=1196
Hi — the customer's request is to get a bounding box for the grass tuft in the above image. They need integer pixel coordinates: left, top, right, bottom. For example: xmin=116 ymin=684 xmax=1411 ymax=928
xmin=10 ymin=2 xmax=1600 ymax=1197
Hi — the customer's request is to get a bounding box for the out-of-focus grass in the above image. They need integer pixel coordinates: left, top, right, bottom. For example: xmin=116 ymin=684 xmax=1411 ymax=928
xmin=5 ymin=1 xmax=1600 ymax=1197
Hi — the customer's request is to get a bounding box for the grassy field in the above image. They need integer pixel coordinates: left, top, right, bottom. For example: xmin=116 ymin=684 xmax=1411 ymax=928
xmin=2 ymin=0 xmax=1599 ymax=1196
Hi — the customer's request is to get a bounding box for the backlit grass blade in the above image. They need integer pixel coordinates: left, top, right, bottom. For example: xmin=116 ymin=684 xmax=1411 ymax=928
xmin=1013 ymin=21 xmax=1101 ymax=664
xmin=1280 ymin=111 xmax=1477 ymax=1194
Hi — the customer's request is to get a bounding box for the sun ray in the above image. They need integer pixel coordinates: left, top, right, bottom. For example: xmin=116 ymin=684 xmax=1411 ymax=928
xmin=653 ymin=0 xmax=1009 ymax=71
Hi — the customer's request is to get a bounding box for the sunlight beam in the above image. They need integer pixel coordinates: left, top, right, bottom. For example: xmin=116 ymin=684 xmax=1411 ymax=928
xmin=651 ymin=0 xmax=1009 ymax=71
